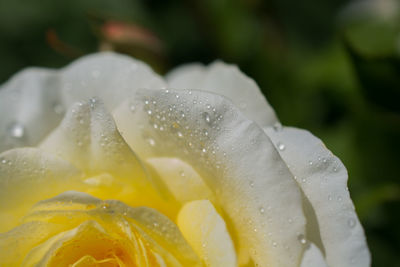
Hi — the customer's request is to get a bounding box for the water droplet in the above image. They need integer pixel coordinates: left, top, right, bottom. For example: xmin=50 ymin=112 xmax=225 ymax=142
xmin=249 ymin=181 xmax=254 ymax=187
xmin=1 ymin=159 xmax=6 ymax=164
xmin=147 ymin=110 xmax=152 ymax=115
xmin=202 ymin=112 xmax=212 ymax=124
xmin=328 ymin=195 xmax=332 ymax=201
xmin=308 ymin=160 xmax=313 ymax=165
xmin=288 ymin=218 xmax=293 ymax=224
xmin=165 ymin=89 xmax=169 ymax=93
xmin=147 ymin=138 xmax=156 ymax=146
xmin=277 ymin=142 xmax=285 ymax=151
xmin=89 ymin=98 xmax=97 ymax=108
xmin=130 ymin=104 xmax=136 ymax=112
xmin=337 ymin=196 xmax=343 ymax=202
xmin=348 ymin=218 xmax=356 ymax=228
xmin=333 ymin=167 xmax=338 ymax=172
xmin=177 ymin=131 xmax=183 ymax=138
xmin=297 ymin=234 xmax=307 ymax=245
xmin=273 ymin=122 xmax=282 ymax=132
xmin=272 ymin=242 xmax=277 ymax=247
xmin=9 ymin=123 xmax=24 ymax=138
xmin=175 ymin=94 xmax=180 ymax=99
xmin=153 ymin=124 xmax=158 ymax=129
xmin=144 ymin=100 xmax=149 ymax=105
xmin=259 ymin=207 xmax=265 ymax=214
xmin=206 ymin=104 xmax=211 ymax=109
xmin=201 ymin=148 xmax=207 ymax=153
xmin=179 ymin=171 xmax=185 ymax=177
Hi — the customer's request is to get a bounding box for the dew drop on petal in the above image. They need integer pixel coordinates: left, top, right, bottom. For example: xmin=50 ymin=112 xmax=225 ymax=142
xmin=277 ymin=142 xmax=285 ymax=151
xmin=9 ymin=122 xmax=25 ymax=138
xmin=146 ymin=138 xmax=156 ymax=147
xmin=273 ymin=122 xmax=282 ymax=132
xmin=348 ymin=218 xmax=356 ymax=228
xmin=297 ymin=234 xmax=307 ymax=245
xmin=202 ymin=112 xmax=211 ymax=124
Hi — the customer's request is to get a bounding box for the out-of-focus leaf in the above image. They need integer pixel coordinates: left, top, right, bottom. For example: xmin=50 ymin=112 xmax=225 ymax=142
xmin=339 ymin=0 xmax=400 ymax=112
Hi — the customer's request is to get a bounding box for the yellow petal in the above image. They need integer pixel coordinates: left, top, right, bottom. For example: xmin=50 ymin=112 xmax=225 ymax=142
xmin=147 ymin=157 xmax=214 ymax=203
xmin=177 ymin=200 xmax=236 ymax=267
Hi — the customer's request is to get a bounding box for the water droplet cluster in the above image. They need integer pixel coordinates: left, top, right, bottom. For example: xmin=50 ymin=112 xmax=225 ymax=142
xmin=134 ymin=89 xmax=228 ymax=175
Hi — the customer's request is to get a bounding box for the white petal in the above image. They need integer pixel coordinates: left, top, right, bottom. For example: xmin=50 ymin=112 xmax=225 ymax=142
xmin=0 ymin=68 xmax=64 ymax=152
xmin=113 ymin=89 xmax=306 ymax=267
xmin=265 ymin=126 xmax=371 ymax=267
xmin=39 ymin=98 xmax=146 ymax=180
xmin=166 ymin=62 xmax=278 ymax=127
xmin=177 ymin=200 xmax=237 ymax=267
xmin=59 ymin=52 xmax=166 ymax=109
xmin=0 ymin=52 xmax=166 ymax=153
xmin=300 ymin=243 xmax=328 ymax=267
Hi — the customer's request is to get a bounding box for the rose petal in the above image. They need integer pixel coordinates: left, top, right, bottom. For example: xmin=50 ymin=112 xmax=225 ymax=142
xmin=113 ymin=88 xmax=306 ymax=266
xmin=39 ymin=98 xmax=145 ymax=178
xmin=166 ymin=62 xmax=278 ymax=127
xmin=0 ymin=148 xmax=82 ymax=232
xmin=264 ymin=126 xmax=371 ymax=267
xmin=59 ymin=52 xmax=166 ymax=109
xmin=177 ymin=200 xmax=237 ymax=267
xmin=0 ymin=221 xmax=65 ymax=266
xmin=39 ymin=99 xmax=179 ymax=218
xmin=0 ymin=52 xmax=166 ymax=153
xmin=146 ymin=157 xmax=214 ymax=203
xmin=300 ymin=243 xmax=328 ymax=267
xmin=0 ymin=68 xmax=64 ymax=152
xmin=22 ymin=191 xmax=201 ymax=266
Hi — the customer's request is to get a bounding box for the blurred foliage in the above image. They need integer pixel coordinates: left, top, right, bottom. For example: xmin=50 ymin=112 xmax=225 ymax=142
xmin=0 ymin=0 xmax=399 ymax=265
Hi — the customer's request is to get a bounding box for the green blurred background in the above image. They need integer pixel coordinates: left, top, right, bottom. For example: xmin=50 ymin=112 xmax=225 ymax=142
xmin=0 ymin=0 xmax=399 ymax=265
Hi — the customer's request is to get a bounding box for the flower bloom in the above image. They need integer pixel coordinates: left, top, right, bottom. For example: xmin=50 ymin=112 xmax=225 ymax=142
xmin=0 ymin=53 xmax=370 ymax=266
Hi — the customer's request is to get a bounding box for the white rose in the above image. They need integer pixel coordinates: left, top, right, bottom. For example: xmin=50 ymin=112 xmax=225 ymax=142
xmin=0 ymin=52 xmax=370 ymax=266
